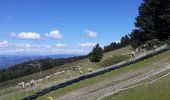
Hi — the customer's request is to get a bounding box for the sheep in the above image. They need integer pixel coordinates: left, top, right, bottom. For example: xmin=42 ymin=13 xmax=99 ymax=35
xmin=131 ymin=51 xmax=136 ymax=58
xmin=76 ymin=66 xmax=81 ymax=69
xmin=46 ymin=75 xmax=51 ymax=80
xmin=79 ymin=71 xmax=83 ymax=74
xmin=127 ymin=51 xmax=136 ymax=58
xmin=54 ymin=72 xmax=60 ymax=76
xmin=76 ymin=66 xmax=81 ymax=68
xmin=30 ymin=80 xmax=37 ymax=87
xmin=46 ymin=97 xmax=53 ymax=100
xmin=87 ymin=68 xmax=93 ymax=72
xmin=18 ymin=82 xmax=25 ymax=88
xmin=25 ymin=82 xmax=31 ymax=88
xmin=61 ymin=71 xmax=65 ymax=74
xmin=37 ymin=79 xmax=43 ymax=84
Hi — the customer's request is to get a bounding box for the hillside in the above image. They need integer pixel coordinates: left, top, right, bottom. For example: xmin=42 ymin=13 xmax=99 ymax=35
xmin=36 ymin=47 xmax=170 ymax=100
xmin=0 ymin=0 xmax=170 ymax=100
xmin=0 ymin=46 xmax=131 ymax=100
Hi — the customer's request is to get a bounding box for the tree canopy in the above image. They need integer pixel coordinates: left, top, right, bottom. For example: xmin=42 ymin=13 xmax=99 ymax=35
xmin=89 ymin=43 xmax=104 ymax=62
xmin=131 ymin=0 xmax=170 ymax=48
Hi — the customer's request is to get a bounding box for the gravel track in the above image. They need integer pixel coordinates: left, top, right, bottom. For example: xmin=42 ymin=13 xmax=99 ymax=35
xmin=63 ymin=64 xmax=170 ymax=100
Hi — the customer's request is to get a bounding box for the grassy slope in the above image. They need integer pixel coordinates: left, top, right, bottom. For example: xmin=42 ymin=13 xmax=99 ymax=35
xmin=36 ymin=50 xmax=170 ymax=100
xmin=0 ymin=46 xmax=131 ymax=100
xmin=102 ymin=72 xmax=170 ymax=100
xmin=0 ymin=46 xmax=131 ymax=87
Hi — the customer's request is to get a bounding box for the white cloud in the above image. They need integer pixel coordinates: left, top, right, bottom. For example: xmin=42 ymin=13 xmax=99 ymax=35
xmin=46 ymin=30 xmax=63 ymax=40
xmin=0 ymin=42 xmax=88 ymax=55
xmin=56 ymin=43 xmax=66 ymax=47
xmin=79 ymin=42 xmax=97 ymax=47
xmin=18 ymin=32 xmax=40 ymax=40
xmin=0 ymin=40 xmax=8 ymax=47
xmin=9 ymin=32 xmax=41 ymax=40
xmin=85 ymin=29 xmax=97 ymax=38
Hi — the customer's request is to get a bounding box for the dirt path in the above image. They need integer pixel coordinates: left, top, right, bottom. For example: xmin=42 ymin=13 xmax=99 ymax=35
xmin=57 ymin=62 xmax=170 ymax=100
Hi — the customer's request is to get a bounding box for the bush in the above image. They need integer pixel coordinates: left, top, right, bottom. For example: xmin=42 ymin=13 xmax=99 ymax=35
xmin=145 ymin=39 xmax=161 ymax=50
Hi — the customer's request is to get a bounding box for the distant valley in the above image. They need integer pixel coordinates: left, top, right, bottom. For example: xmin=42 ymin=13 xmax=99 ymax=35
xmin=0 ymin=54 xmax=78 ymax=69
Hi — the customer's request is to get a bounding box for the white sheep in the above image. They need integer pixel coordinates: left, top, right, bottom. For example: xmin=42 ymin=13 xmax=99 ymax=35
xmin=30 ymin=80 xmax=37 ymax=87
xmin=37 ymin=79 xmax=43 ymax=84
xmin=61 ymin=71 xmax=65 ymax=74
xmin=18 ymin=82 xmax=25 ymax=88
xmin=131 ymin=51 xmax=136 ymax=58
xmin=59 ymin=71 xmax=62 ymax=75
xmin=54 ymin=72 xmax=59 ymax=76
xmin=76 ymin=66 xmax=81 ymax=68
xmin=127 ymin=51 xmax=136 ymax=58
xmin=79 ymin=71 xmax=83 ymax=74
xmin=87 ymin=68 xmax=93 ymax=72
xmin=25 ymin=82 xmax=31 ymax=88
xmin=54 ymin=71 xmax=62 ymax=76
xmin=46 ymin=75 xmax=51 ymax=80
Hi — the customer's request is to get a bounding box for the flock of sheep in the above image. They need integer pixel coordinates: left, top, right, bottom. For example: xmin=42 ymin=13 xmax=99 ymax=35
xmin=18 ymin=78 xmax=44 ymax=88
xmin=18 ymin=66 xmax=94 ymax=89
xmin=129 ymin=43 xmax=165 ymax=58
xmin=127 ymin=44 xmax=148 ymax=58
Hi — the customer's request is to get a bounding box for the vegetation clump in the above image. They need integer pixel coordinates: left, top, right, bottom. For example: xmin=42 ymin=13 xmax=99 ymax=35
xmin=88 ymin=43 xmax=104 ymax=62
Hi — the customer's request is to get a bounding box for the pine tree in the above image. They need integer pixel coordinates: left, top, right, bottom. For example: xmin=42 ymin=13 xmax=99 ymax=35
xmin=120 ymin=35 xmax=131 ymax=47
xmin=89 ymin=43 xmax=103 ymax=62
xmin=133 ymin=0 xmax=170 ymax=43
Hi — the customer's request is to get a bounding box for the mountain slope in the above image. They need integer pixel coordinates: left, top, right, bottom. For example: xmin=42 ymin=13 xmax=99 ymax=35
xmin=37 ymin=50 xmax=170 ymax=100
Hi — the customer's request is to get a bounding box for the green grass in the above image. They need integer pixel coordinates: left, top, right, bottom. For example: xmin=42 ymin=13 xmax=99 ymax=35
xmin=36 ymin=50 xmax=170 ymax=100
xmin=101 ymin=72 xmax=170 ymax=100
xmin=2 ymin=89 xmax=41 ymax=100
xmin=99 ymin=55 xmax=129 ymax=67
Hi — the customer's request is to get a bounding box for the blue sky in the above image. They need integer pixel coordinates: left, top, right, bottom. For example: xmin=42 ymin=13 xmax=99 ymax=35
xmin=0 ymin=0 xmax=142 ymax=55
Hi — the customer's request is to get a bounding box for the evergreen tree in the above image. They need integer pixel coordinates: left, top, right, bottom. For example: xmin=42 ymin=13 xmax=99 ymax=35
xmin=89 ymin=43 xmax=103 ymax=62
xmin=133 ymin=0 xmax=170 ymax=43
xmin=120 ymin=35 xmax=131 ymax=47
xmin=130 ymin=29 xmax=143 ymax=48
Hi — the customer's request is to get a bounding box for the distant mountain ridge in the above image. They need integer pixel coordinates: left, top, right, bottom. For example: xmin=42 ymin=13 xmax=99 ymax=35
xmin=0 ymin=54 xmax=78 ymax=69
